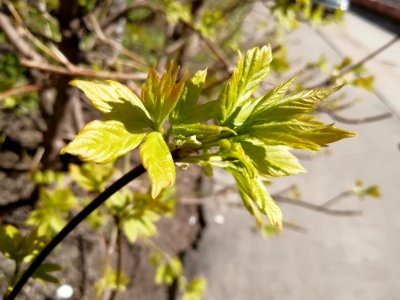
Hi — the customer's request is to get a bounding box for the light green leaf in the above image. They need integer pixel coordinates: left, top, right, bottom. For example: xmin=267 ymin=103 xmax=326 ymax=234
xmin=240 ymin=139 xmax=305 ymax=177
xmin=230 ymin=169 xmax=282 ymax=229
xmin=141 ymin=63 xmax=186 ymax=129
xmin=173 ymin=124 xmax=236 ymax=140
xmin=61 ymin=120 xmax=145 ymax=163
xmin=248 ymin=116 xmax=355 ymax=151
xmin=251 ymin=85 xmax=342 ymax=122
xmin=216 ymin=46 xmax=272 ymax=124
xmin=140 ymin=132 xmax=176 ymax=198
xmin=121 ymin=210 xmax=159 ymax=243
xmin=170 ymin=69 xmax=214 ymax=125
xmin=71 ymin=80 xmax=153 ymax=132
xmin=71 ymin=80 xmax=147 ymax=114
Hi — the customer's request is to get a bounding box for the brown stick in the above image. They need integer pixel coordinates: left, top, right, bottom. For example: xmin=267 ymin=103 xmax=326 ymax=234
xmin=0 ymin=84 xmax=44 ymax=101
xmin=0 ymin=12 xmax=43 ymax=61
xmin=20 ymin=58 xmax=148 ymax=80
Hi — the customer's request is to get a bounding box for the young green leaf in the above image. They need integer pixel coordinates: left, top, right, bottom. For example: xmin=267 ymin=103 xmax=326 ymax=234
xmin=230 ymin=169 xmax=282 ymax=229
xmin=71 ymin=80 xmax=153 ymax=132
xmin=170 ymin=69 xmax=214 ymax=125
xmin=216 ymin=46 xmax=272 ymax=124
xmin=251 ymin=85 xmax=342 ymax=122
xmin=240 ymin=139 xmax=305 ymax=177
xmin=248 ymin=116 xmax=355 ymax=151
xmin=141 ymin=63 xmax=186 ymax=129
xmin=140 ymin=132 xmax=176 ymax=198
xmin=61 ymin=120 xmax=145 ymax=163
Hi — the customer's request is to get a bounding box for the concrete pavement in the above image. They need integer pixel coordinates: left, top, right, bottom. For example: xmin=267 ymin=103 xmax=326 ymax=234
xmin=184 ymin=7 xmax=400 ymax=300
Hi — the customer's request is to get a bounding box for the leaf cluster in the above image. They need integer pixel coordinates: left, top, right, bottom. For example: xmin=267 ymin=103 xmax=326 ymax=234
xmin=62 ymin=45 xmax=354 ymax=231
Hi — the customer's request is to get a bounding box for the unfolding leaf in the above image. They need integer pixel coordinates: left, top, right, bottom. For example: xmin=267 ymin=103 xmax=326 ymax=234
xmin=140 ymin=132 xmax=175 ymax=198
xmin=173 ymin=124 xmax=236 ymax=140
xmin=141 ymin=63 xmax=186 ymax=128
xmin=61 ymin=120 xmax=145 ymax=163
xmin=216 ymin=46 xmax=272 ymax=124
xmin=230 ymin=169 xmax=282 ymax=229
xmin=170 ymin=69 xmax=215 ymax=124
xmin=240 ymin=139 xmax=305 ymax=177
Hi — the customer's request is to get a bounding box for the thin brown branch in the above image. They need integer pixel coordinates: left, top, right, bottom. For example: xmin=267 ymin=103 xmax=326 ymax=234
xmin=0 ymin=84 xmax=44 ymax=101
xmin=20 ymin=58 xmax=148 ymax=80
xmin=0 ymin=12 xmax=43 ymax=61
xmin=314 ymin=35 xmax=399 ymax=87
xmin=273 ymin=195 xmax=362 ymax=216
xmin=321 ymin=190 xmax=354 ymax=208
xmin=325 ymin=110 xmax=392 ymax=124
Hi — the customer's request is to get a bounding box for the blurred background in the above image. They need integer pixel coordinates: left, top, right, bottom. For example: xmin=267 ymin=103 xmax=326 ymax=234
xmin=0 ymin=0 xmax=399 ymax=299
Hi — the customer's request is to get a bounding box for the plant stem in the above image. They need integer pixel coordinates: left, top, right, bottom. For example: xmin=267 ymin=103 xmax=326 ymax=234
xmin=5 ymin=164 xmax=146 ymax=300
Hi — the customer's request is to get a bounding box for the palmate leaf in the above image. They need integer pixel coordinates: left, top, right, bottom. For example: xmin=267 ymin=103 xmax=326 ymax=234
xmin=62 ymin=120 xmax=145 ymax=163
xmin=141 ymin=63 xmax=186 ymax=129
xmin=240 ymin=139 xmax=305 ymax=177
xmin=32 ymin=263 xmax=62 ymax=284
xmin=216 ymin=46 xmax=272 ymax=124
xmin=140 ymin=132 xmax=176 ymax=198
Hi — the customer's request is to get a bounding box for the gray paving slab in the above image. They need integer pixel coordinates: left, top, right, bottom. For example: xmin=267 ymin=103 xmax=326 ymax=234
xmin=184 ymin=8 xmax=400 ymax=300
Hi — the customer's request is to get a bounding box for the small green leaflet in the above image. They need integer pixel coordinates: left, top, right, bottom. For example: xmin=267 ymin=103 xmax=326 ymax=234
xmin=61 ymin=120 xmax=145 ymax=164
xmin=69 ymin=163 xmax=114 ymax=192
xmin=121 ymin=210 xmax=159 ymax=243
xmin=141 ymin=63 xmax=186 ymax=129
xmin=140 ymin=132 xmax=176 ymax=198
xmin=251 ymin=85 xmax=342 ymax=122
xmin=216 ymin=46 xmax=272 ymax=124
